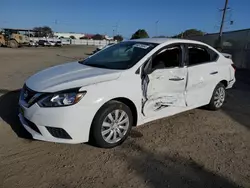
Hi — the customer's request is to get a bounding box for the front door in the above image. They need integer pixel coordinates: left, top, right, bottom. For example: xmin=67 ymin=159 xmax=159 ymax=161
xmin=141 ymin=44 xmax=187 ymax=117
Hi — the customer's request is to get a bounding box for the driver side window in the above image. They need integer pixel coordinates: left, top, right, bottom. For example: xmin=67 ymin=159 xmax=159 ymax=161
xmin=152 ymin=45 xmax=182 ymax=70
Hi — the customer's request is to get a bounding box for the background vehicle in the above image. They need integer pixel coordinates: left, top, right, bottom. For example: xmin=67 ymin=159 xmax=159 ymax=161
xmin=61 ymin=38 xmax=71 ymax=45
xmin=55 ymin=40 xmax=63 ymax=47
xmin=49 ymin=41 xmax=56 ymax=46
xmin=29 ymin=40 xmax=39 ymax=47
xmin=0 ymin=34 xmax=4 ymax=47
xmin=49 ymin=40 xmax=62 ymax=47
xmin=19 ymin=39 xmax=235 ymax=148
xmin=0 ymin=28 xmax=30 ymax=48
xmin=38 ymin=40 xmax=51 ymax=47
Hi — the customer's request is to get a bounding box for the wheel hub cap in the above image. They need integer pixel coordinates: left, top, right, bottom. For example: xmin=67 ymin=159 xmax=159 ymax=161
xmin=214 ymin=87 xmax=225 ymax=108
xmin=101 ymin=109 xmax=129 ymax=144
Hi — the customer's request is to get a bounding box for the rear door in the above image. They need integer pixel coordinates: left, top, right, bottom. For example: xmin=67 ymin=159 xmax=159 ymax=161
xmin=185 ymin=44 xmax=220 ymax=106
xmin=141 ymin=44 xmax=187 ymax=116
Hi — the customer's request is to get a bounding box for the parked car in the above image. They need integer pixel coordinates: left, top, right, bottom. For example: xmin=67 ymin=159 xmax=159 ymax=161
xmin=29 ymin=40 xmax=38 ymax=47
xmin=38 ymin=40 xmax=51 ymax=47
xmin=19 ymin=38 xmax=236 ymax=148
xmin=61 ymin=38 xmax=71 ymax=45
xmin=49 ymin=41 xmax=56 ymax=46
xmin=55 ymin=40 xmax=63 ymax=47
xmin=93 ymin=43 xmax=114 ymax=53
xmin=46 ymin=40 xmax=62 ymax=47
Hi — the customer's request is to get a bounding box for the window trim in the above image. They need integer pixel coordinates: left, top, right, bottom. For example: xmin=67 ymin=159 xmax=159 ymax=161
xmin=184 ymin=43 xmax=219 ymax=67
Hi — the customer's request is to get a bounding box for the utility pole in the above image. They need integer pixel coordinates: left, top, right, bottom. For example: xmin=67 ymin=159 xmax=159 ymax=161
xmin=114 ymin=21 xmax=119 ymax=36
xmin=54 ymin=20 xmax=58 ymax=34
xmin=155 ymin=20 xmax=159 ymax=37
xmin=218 ymin=0 xmax=229 ymax=49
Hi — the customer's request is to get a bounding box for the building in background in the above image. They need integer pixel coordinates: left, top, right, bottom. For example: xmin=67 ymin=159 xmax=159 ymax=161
xmin=54 ymin=32 xmax=113 ymax=40
xmin=54 ymin=32 xmax=85 ymax=39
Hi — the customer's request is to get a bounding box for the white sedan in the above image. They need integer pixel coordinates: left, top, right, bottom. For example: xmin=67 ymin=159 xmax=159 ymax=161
xmin=19 ymin=38 xmax=236 ymax=148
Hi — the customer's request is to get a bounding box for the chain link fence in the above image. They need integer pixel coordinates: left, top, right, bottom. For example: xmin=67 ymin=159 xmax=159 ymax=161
xmin=188 ymin=29 xmax=250 ymax=69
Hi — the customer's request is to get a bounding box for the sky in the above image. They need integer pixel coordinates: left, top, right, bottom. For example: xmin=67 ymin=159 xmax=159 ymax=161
xmin=1 ymin=0 xmax=249 ymax=39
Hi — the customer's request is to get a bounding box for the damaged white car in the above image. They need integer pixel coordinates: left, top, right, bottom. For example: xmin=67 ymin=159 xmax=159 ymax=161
xmin=19 ymin=38 xmax=236 ymax=148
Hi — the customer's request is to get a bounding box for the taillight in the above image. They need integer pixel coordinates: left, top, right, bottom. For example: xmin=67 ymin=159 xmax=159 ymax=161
xmin=231 ymin=64 xmax=236 ymax=71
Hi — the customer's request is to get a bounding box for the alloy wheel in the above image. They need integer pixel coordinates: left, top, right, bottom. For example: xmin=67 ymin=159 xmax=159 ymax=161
xmin=214 ymin=87 xmax=225 ymax=108
xmin=101 ymin=109 xmax=130 ymax=144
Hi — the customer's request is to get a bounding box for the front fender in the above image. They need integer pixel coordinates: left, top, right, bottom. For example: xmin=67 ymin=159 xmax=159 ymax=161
xmin=78 ymin=77 xmax=143 ymax=125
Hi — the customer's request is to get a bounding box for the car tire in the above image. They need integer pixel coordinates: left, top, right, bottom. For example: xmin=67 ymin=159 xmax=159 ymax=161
xmin=207 ymin=83 xmax=226 ymax=110
xmin=90 ymin=100 xmax=133 ymax=148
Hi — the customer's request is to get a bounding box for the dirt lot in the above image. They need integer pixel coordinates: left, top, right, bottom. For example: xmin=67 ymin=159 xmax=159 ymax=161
xmin=0 ymin=46 xmax=249 ymax=188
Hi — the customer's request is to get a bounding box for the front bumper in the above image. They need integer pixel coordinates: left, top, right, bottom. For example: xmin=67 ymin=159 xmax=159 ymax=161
xmin=18 ymin=99 xmax=95 ymax=144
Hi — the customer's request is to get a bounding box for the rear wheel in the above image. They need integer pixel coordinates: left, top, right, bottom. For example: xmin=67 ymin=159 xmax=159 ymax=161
xmin=90 ymin=100 xmax=133 ymax=148
xmin=207 ymin=83 xmax=226 ymax=110
xmin=9 ymin=40 xmax=18 ymax=48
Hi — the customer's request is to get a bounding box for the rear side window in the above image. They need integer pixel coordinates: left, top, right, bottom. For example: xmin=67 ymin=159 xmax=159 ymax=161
xmin=187 ymin=45 xmax=218 ymax=66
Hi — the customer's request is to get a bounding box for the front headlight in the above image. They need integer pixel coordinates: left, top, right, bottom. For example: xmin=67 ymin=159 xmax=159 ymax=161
xmin=38 ymin=91 xmax=86 ymax=107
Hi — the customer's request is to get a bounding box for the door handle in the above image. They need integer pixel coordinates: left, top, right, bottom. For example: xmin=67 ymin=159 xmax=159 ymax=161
xmin=210 ymin=71 xmax=218 ymax=75
xmin=169 ymin=77 xmax=184 ymax=81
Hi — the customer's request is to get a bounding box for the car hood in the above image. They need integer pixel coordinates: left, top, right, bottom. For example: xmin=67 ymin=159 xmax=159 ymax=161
xmin=25 ymin=62 xmax=122 ymax=92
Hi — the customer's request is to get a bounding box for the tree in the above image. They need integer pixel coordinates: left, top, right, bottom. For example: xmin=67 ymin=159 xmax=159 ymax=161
xmin=172 ymin=29 xmax=204 ymax=38
xmin=33 ymin=26 xmax=53 ymax=37
xmin=131 ymin=29 xmax=149 ymax=39
xmin=69 ymin=35 xmax=76 ymax=39
xmin=92 ymin=34 xmax=104 ymax=40
xmin=113 ymin=35 xmax=123 ymax=41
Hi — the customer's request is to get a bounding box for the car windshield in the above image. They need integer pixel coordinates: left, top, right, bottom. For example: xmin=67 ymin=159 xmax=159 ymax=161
xmin=81 ymin=41 xmax=158 ymax=70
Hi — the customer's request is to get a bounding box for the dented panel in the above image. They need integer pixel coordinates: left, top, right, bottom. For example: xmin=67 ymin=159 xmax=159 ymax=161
xmin=141 ymin=67 xmax=188 ymax=116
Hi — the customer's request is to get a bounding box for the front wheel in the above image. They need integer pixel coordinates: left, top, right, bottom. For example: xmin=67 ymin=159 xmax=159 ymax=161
xmin=207 ymin=83 xmax=226 ymax=110
xmin=90 ymin=100 xmax=133 ymax=148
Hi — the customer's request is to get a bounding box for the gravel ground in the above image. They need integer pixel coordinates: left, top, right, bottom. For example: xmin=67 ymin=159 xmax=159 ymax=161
xmin=0 ymin=46 xmax=249 ymax=188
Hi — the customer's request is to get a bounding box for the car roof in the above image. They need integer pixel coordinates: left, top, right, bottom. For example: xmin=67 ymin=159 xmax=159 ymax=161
xmin=128 ymin=38 xmax=207 ymax=46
